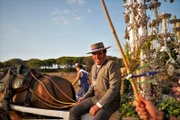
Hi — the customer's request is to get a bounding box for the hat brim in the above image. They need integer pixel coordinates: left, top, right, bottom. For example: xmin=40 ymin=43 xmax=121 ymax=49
xmin=86 ymin=46 xmax=111 ymax=54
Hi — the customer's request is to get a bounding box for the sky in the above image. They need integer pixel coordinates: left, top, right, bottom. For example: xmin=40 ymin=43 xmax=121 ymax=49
xmin=0 ymin=0 xmax=180 ymax=62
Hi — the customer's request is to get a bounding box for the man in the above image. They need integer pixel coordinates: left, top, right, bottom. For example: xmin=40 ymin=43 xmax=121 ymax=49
xmin=69 ymin=42 xmax=121 ymax=120
xmin=72 ymin=63 xmax=90 ymax=100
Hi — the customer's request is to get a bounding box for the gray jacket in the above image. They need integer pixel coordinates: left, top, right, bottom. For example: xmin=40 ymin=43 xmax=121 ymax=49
xmin=83 ymin=59 xmax=121 ymax=108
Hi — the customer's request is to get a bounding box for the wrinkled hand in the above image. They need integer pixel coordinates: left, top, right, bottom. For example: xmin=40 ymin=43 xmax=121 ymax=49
xmin=89 ymin=105 xmax=100 ymax=116
xmin=133 ymin=95 xmax=159 ymax=120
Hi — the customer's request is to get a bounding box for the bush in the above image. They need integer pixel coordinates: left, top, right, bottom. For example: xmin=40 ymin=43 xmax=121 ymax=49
xmin=156 ymin=97 xmax=180 ymax=119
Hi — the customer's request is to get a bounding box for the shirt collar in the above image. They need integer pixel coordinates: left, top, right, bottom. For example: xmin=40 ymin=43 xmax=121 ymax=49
xmin=96 ymin=58 xmax=107 ymax=68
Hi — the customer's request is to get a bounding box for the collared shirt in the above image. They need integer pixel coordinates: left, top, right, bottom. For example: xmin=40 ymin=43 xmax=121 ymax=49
xmin=96 ymin=102 xmax=102 ymax=108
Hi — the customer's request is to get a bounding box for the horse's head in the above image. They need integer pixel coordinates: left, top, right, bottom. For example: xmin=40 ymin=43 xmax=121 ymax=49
xmin=0 ymin=65 xmax=32 ymax=119
xmin=0 ymin=65 xmax=31 ymax=90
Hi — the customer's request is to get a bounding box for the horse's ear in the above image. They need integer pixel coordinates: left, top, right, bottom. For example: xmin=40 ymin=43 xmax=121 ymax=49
xmin=17 ymin=60 xmax=28 ymax=69
xmin=17 ymin=60 xmax=29 ymax=74
xmin=17 ymin=65 xmax=22 ymax=74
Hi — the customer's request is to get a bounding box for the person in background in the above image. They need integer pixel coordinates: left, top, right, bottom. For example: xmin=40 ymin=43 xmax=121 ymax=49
xmin=69 ymin=42 xmax=121 ymax=120
xmin=72 ymin=63 xmax=90 ymax=100
xmin=133 ymin=94 xmax=178 ymax=120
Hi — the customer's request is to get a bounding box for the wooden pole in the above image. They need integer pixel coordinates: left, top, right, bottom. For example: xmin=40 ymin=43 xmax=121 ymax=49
xmin=101 ymin=0 xmax=140 ymax=101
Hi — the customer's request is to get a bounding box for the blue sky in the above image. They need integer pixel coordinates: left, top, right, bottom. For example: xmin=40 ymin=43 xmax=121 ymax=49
xmin=0 ymin=0 xmax=180 ymax=62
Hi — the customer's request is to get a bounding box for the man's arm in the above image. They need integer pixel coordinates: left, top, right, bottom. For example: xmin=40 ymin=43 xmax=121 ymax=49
xmin=82 ymin=84 xmax=94 ymax=99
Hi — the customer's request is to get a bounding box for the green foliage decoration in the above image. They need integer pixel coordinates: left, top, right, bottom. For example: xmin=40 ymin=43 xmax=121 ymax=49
xmin=118 ymin=79 xmax=140 ymax=119
xmin=156 ymin=97 xmax=180 ymax=119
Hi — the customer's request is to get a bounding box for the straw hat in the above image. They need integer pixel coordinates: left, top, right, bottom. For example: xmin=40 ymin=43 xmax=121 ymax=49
xmin=87 ymin=42 xmax=111 ymax=54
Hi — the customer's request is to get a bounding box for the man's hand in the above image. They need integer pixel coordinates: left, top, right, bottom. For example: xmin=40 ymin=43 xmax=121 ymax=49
xmin=133 ymin=95 xmax=161 ymax=120
xmin=89 ymin=105 xmax=100 ymax=116
xmin=78 ymin=98 xmax=84 ymax=103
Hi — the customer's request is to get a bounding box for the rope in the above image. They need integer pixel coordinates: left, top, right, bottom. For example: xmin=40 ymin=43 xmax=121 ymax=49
xmin=30 ymin=72 xmax=76 ymax=104
xmin=40 ymin=73 xmax=76 ymax=103
xmin=21 ymin=72 xmax=77 ymax=108
xmin=10 ymin=70 xmax=76 ymax=109
xmin=28 ymin=84 xmax=76 ymax=109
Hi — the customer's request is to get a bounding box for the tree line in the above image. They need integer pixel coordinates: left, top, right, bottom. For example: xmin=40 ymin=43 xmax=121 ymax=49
xmin=0 ymin=56 xmax=124 ymax=72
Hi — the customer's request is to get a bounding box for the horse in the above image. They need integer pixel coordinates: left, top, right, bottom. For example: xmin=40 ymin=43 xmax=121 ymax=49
xmin=0 ymin=65 xmax=77 ymax=119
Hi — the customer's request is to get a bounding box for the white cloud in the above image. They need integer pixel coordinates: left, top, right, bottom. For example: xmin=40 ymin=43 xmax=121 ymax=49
xmin=52 ymin=16 xmax=60 ymax=23
xmin=63 ymin=10 xmax=71 ymax=14
xmin=60 ymin=16 xmax=67 ymax=20
xmin=67 ymin=0 xmax=87 ymax=5
xmin=60 ymin=17 xmax=69 ymax=24
xmin=88 ymin=8 xmax=92 ymax=14
xmin=77 ymin=0 xmax=86 ymax=5
xmin=52 ymin=16 xmax=69 ymax=24
xmin=50 ymin=9 xmax=72 ymax=24
xmin=50 ymin=5 xmax=84 ymax=25
xmin=50 ymin=9 xmax=71 ymax=16
xmin=67 ymin=0 xmax=76 ymax=4
xmin=64 ymin=20 xmax=69 ymax=24
xmin=49 ymin=9 xmax=62 ymax=16
xmin=73 ymin=16 xmax=81 ymax=21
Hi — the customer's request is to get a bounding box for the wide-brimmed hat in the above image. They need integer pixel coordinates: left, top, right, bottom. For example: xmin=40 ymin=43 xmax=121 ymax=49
xmin=87 ymin=42 xmax=111 ymax=54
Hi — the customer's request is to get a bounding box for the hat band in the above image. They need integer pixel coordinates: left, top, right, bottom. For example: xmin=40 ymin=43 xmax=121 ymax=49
xmin=92 ymin=47 xmax=105 ymax=52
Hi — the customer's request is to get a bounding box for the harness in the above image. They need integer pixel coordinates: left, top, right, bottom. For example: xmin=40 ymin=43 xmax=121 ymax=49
xmin=0 ymin=66 xmax=35 ymax=113
xmin=0 ymin=65 xmax=77 ymax=118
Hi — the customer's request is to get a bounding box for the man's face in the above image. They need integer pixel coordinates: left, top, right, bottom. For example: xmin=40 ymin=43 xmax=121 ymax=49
xmin=92 ymin=50 xmax=106 ymax=65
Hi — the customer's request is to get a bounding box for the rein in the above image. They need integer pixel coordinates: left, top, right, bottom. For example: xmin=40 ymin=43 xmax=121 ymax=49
xmin=30 ymin=72 xmax=76 ymax=103
xmin=9 ymin=69 xmax=77 ymax=109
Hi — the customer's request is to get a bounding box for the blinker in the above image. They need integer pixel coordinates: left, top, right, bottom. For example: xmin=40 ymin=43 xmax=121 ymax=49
xmin=0 ymin=84 xmax=4 ymax=92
